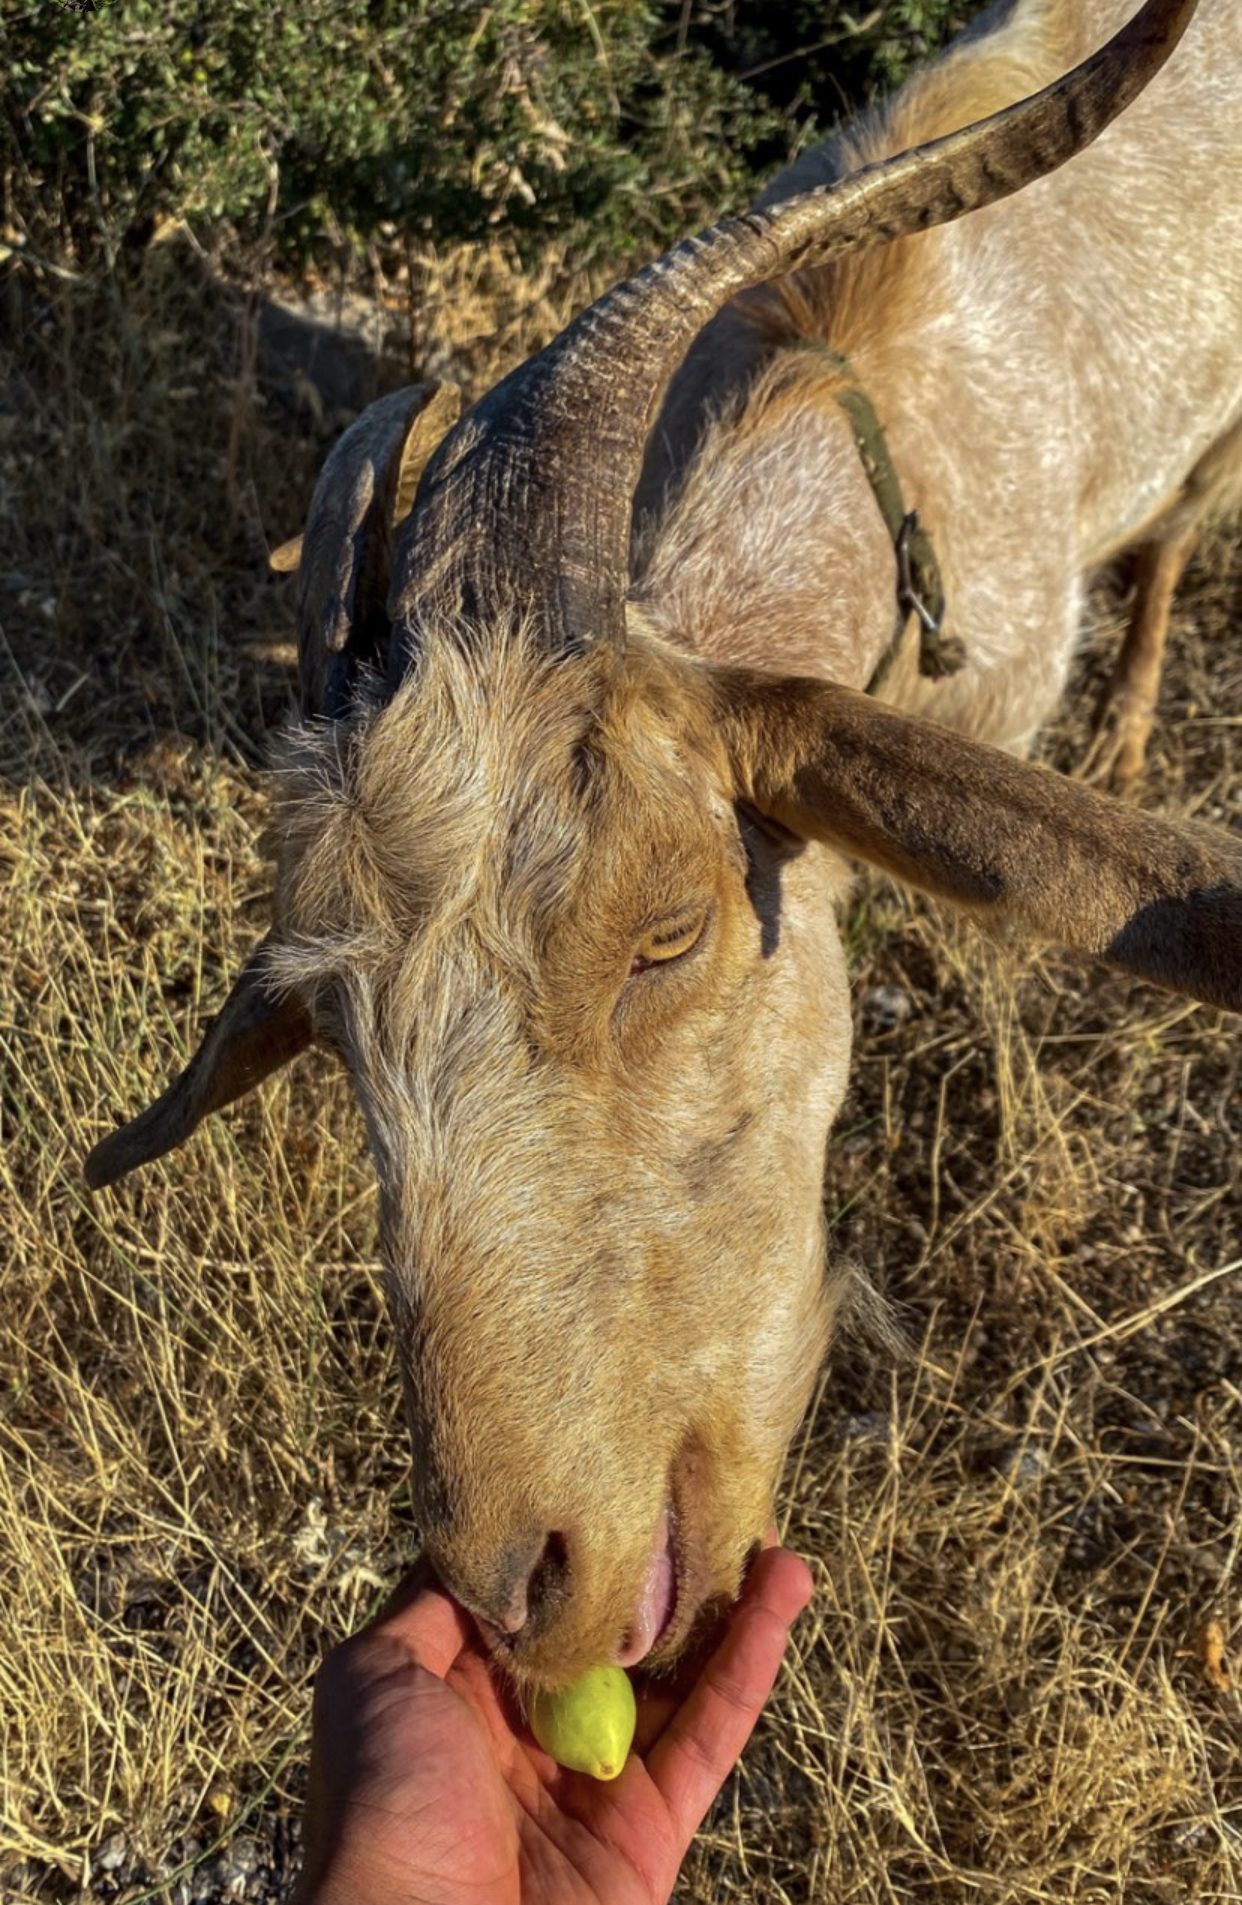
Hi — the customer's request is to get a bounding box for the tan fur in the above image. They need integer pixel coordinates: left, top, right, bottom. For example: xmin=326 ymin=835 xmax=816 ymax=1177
xmin=87 ymin=1 xmax=1242 ymax=1687
xmin=265 ymin=624 xmax=853 ymax=1684
xmin=253 ymin=619 xmax=1239 ymax=1688
xmin=641 ymin=0 xmax=1242 ymax=755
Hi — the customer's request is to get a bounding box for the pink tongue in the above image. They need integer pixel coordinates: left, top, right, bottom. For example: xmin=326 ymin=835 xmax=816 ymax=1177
xmin=614 ymin=1507 xmax=676 ymax=1667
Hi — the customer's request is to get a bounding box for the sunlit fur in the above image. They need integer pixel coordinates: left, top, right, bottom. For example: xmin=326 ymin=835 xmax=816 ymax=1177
xmin=268 ymin=623 xmax=851 ymax=1685
xmin=638 ymin=0 xmax=1242 ymax=752
xmin=271 ymin=0 xmax=1241 ymax=1684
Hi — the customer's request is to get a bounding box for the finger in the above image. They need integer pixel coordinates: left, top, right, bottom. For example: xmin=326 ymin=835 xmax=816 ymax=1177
xmin=750 ymin=1546 xmax=813 ymax=1624
xmin=360 ymin=1554 xmax=478 ymax=1680
xmin=644 ymin=1547 xmax=813 ymax=1841
xmin=633 ymin=1618 xmax=724 ymax=1755
xmin=633 ymin=1539 xmax=802 ymax=1752
xmin=637 ymin=1545 xmax=812 ymax=1741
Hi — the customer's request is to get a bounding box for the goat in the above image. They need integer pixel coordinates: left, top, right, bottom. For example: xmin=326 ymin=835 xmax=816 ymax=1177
xmin=86 ymin=0 xmax=1241 ymax=1692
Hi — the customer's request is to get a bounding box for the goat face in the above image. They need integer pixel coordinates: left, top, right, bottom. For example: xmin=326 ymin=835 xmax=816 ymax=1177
xmin=89 ymin=590 xmax=1241 ymax=1691
xmin=266 ymin=623 xmax=852 ymax=1683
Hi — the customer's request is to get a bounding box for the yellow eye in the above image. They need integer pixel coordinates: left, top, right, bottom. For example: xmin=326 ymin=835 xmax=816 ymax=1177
xmin=629 ymin=914 xmax=706 ymax=976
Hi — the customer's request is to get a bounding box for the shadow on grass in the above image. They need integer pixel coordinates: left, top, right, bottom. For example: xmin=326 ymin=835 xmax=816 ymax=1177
xmin=0 ymin=233 xmax=412 ymax=795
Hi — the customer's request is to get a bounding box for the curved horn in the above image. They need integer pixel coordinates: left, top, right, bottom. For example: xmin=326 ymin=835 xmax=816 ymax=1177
xmin=289 ymin=382 xmax=459 ymax=717
xmin=389 ymin=0 xmax=1197 ymax=669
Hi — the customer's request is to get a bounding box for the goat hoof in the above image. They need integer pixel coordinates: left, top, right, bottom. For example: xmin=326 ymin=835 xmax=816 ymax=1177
xmin=1078 ymin=692 xmax=1154 ymax=791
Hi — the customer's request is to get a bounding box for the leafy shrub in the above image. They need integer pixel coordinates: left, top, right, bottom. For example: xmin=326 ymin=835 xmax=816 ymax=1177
xmin=2 ymin=0 xmax=982 ymax=272
xmin=684 ymin=2 xmax=979 ymax=123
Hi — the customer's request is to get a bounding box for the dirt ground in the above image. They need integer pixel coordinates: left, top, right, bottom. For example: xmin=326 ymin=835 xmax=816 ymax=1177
xmin=1 ymin=205 xmax=1239 ymax=1904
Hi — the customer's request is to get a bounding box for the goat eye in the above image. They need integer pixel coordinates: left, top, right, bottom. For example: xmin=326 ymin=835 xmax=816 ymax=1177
xmin=629 ymin=915 xmax=706 ymax=976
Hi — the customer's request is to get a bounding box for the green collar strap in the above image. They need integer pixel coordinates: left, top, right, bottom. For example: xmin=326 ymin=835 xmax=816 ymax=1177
xmin=790 ymin=343 xmax=965 ymax=694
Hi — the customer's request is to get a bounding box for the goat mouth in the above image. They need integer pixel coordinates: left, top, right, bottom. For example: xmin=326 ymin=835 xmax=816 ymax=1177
xmin=614 ymin=1502 xmax=680 ymax=1667
xmin=613 ymin=1438 xmax=718 ymax=1669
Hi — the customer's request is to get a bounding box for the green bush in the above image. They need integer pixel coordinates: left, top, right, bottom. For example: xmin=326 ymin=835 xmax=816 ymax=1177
xmin=2 ymin=0 xmax=982 ymax=272
xmin=685 ymin=3 xmax=979 ymax=122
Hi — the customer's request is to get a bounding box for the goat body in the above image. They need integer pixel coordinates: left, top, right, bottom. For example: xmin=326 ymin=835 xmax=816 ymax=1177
xmin=86 ymin=0 xmax=1241 ymax=1694
xmin=640 ymin=0 xmax=1242 ymax=757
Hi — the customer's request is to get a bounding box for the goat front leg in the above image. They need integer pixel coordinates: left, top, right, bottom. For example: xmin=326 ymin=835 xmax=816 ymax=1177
xmin=1080 ymin=520 xmax=1199 ymax=789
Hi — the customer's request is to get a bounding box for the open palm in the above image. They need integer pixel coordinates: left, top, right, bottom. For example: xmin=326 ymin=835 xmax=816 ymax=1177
xmin=294 ymin=1542 xmax=813 ymax=1905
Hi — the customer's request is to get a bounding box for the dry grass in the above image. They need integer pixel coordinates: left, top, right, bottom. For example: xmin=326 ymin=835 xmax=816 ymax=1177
xmin=1 ymin=220 xmax=1239 ymax=1905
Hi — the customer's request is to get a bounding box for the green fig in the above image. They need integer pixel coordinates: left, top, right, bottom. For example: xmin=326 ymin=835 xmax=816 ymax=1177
xmin=528 ymin=1664 xmax=637 ymax=1780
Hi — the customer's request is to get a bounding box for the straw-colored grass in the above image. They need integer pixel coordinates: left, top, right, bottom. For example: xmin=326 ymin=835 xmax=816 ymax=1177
xmin=1 ymin=220 xmax=1238 ymax=1904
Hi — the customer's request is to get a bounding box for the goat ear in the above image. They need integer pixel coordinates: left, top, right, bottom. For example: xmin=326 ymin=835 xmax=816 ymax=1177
xmin=286 ymin=382 xmax=461 ymax=717
xmin=718 ymin=671 xmax=1242 ymax=1014
xmin=84 ymin=939 xmax=313 ymax=1190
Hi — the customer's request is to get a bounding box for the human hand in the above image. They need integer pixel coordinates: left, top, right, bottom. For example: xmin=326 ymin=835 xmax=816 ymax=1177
xmin=293 ymin=1535 xmax=814 ymax=1905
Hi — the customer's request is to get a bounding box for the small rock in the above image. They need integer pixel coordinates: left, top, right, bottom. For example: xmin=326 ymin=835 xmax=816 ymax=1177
xmin=1001 ymin=1446 xmax=1051 ymax=1487
xmin=218 ymin=1835 xmax=262 ymax=1898
xmin=863 ymin=985 xmax=913 ymax=1031
xmin=94 ymin=1832 xmax=130 ymax=1873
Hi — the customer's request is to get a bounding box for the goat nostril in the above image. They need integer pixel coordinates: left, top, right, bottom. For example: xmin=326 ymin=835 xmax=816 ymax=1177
xmin=498 ymin=1529 xmax=571 ymax=1639
xmin=494 ymin=1580 xmax=529 ymax=1637
xmin=443 ymin=1529 xmax=574 ymax=1647
xmin=529 ymin=1529 xmax=570 ymax=1615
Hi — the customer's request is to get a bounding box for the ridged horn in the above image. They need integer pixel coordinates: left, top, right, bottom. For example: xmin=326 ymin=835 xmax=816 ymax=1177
xmin=290 ymin=382 xmax=460 ymax=717
xmin=387 ymin=0 xmax=1197 ymax=673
